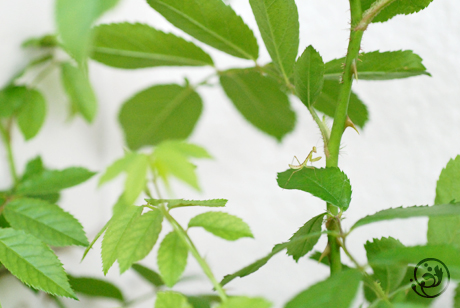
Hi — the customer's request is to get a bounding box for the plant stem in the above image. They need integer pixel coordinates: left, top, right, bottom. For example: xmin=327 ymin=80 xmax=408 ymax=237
xmin=0 ymin=123 xmax=19 ymax=187
xmin=150 ymin=180 xmax=228 ymax=302
xmin=324 ymin=0 xmax=364 ymax=276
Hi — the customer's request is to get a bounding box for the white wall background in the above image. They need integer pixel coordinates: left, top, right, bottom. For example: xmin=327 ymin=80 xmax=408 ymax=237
xmin=1 ymin=0 xmax=460 ymax=307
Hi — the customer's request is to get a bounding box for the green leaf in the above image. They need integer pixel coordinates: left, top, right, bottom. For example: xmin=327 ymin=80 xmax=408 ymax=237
xmin=428 ymin=156 xmax=460 ymax=248
xmin=361 ymin=0 xmax=434 ymax=23
xmin=220 ymin=69 xmax=296 ymax=141
xmin=117 ymin=209 xmax=163 ymax=273
xmin=91 ymin=23 xmax=213 ymax=68
xmin=0 ymin=228 xmax=76 ymax=298
xmin=4 ymin=198 xmax=88 ymax=247
xmin=315 ymin=80 xmax=369 ymax=129
xmin=56 ymin=0 xmax=120 ymax=62
xmin=186 ymin=295 xmax=220 ymax=308
xmin=220 ymin=232 xmax=327 ymax=286
xmin=16 ymin=88 xmax=46 ymax=140
xmin=324 ymin=51 xmax=430 ymax=80
xmin=155 ymin=291 xmax=193 ymax=308
xmin=365 ymin=237 xmax=406 ymax=293
xmin=188 ymin=211 xmax=253 ymax=241
xmin=249 ymin=0 xmax=299 ymax=78
xmin=294 ymin=45 xmax=324 ymax=108
xmin=352 ymin=203 xmax=460 ymax=230
xmin=0 ymin=86 xmax=28 ymax=118
xmin=81 ymin=220 xmax=110 ymax=261
xmin=21 ymin=156 xmax=44 ymax=181
xmin=157 ymin=231 xmax=188 ymax=287
xmin=17 ymin=167 xmax=95 ymax=195
xmin=455 ymin=284 xmax=460 ymax=308
xmin=131 ymin=263 xmax=164 ymax=287
xmin=61 ymin=62 xmax=97 ymax=122
xmin=277 ymin=167 xmax=352 ymax=211
xmin=284 ymin=269 xmax=361 ymax=308
xmin=147 ymin=198 xmax=227 ymax=209
xmin=146 ymin=0 xmax=258 ymax=60
xmin=101 ymin=205 xmax=143 ymax=274
xmin=68 ymin=275 xmax=124 ymax=301
xmin=309 ymin=251 xmax=351 ymax=270
xmin=98 ymin=152 xmax=137 ymax=186
xmin=119 ymin=85 xmax=202 ymax=150
xmin=287 ymin=213 xmax=325 ymax=262
xmin=216 ymin=296 xmax=272 ymax=308
xmin=150 ymin=140 xmax=211 ymax=190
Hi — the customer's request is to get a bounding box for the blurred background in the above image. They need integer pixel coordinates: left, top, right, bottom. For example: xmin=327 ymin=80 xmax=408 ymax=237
xmin=1 ymin=0 xmax=460 ymax=307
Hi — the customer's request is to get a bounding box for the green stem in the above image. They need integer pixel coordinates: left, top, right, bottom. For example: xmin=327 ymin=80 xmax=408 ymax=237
xmin=160 ymin=207 xmax=228 ymax=302
xmin=0 ymin=123 xmax=18 ymax=187
xmin=355 ymin=0 xmax=397 ymax=31
xmin=324 ymin=0 xmax=364 ymax=276
xmin=150 ymin=180 xmax=228 ymax=302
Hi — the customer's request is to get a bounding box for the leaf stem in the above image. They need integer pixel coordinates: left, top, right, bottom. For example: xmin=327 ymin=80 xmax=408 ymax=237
xmin=355 ymin=0 xmax=397 ymax=31
xmin=151 ymin=179 xmax=228 ymax=302
xmin=0 ymin=122 xmax=19 ymax=187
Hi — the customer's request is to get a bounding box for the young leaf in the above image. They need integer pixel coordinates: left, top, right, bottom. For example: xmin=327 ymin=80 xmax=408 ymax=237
xmin=428 ymin=156 xmax=460 ymax=248
xmin=216 ymin=296 xmax=271 ymax=308
xmin=56 ymin=0 xmax=119 ymax=62
xmin=284 ymin=269 xmax=361 ymax=308
xmin=117 ymin=209 xmax=163 ymax=273
xmin=277 ymin=167 xmax=352 ymax=211
xmin=0 ymin=228 xmax=76 ymax=298
xmin=146 ymin=0 xmax=258 ymax=60
xmin=147 ymin=198 xmax=227 ymax=210
xmin=294 ymin=45 xmax=324 ymax=108
xmin=119 ymin=85 xmax=202 ymax=150
xmin=82 ymin=220 xmax=110 ymax=261
xmin=352 ymin=203 xmax=460 ymax=230
xmin=361 ymin=0 xmax=434 ymax=23
xmin=101 ymin=205 xmax=143 ymax=274
xmin=61 ymin=62 xmax=97 ymax=122
xmin=21 ymin=156 xmax=44 ymax=182
xmin=158 ymin=231 xmax=188 ymax=287
xmin=68 ymin=275 xmax=124 ymax=301
xmin=324 ymin=50 xmax=430 ymax=80
xmin=188 ymin=211 xmax=253 ymax=241
xmin=131 ymin=263 xmax=164 ymax=287
xmin=16 ymin=88 xmax=46 ymax=140
xmin=186 ymin=295 xmax=220 ymax=308
xmin=0 ymin=86 xmax=27 ymax=118
xmin=4 ymin=198 xmax=89 ymax=247
xmin=220 ymin=69 xmax=296 ymax=141
xmin=155 ymin=291 xmax=193 ymax=308
xmin=315 ymin=80 xmax=369 ymax=129
xmin=150 ymin=140 xmax=211 ymax=190
xmin=98 ymin=152 xmax=138 ymax=186
xmin=16 ymin=167 xmax=96 ymax=195
xmin=91 ymin=23 xmax=213 ymax=68
xmin=249 ymin=0 xmax=299 ymax=79
xmin=365 ymin=237 xmax=406 ymax=293
xmin=287 ymin=213 xmax=325 ymax=262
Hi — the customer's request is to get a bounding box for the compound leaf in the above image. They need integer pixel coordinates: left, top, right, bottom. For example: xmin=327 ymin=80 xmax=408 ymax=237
xmin=117 ymin=209 xmax=163 ymax=273
xmin=250 ymin=0 xmax=299 ymax=78
xmin=188 ymin=211 xmax=253 ymax=241
xmin=220 ymin=69 xmax=295 ymax=141
xmin=119 ymin=85 xmax=202 ymax=150
xmin=277 ymin=167 xmax=352 ymax=211
xmin=157 ymin=231 xmax=188 ymax=287
xmin=4 ymin=198 xmax=88 ymax=247
xmin=147 ymin=0 xmax=258 ymax=60
xmin=294 ymin=45 xmax=324 ymax=108
xmin=324 ymin=50 xmax=430 ymax=81
xmin=284 ymin=269 xmax=361 ymax=308
xmin=0 ymin=228 xmax=76 ymax=298
xmin=91 ymin=23 xmax=213 ymax=68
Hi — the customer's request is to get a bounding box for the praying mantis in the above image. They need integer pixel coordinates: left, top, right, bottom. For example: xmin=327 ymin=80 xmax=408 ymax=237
xmin=284 ymin=146 xmax=322 ymax=187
